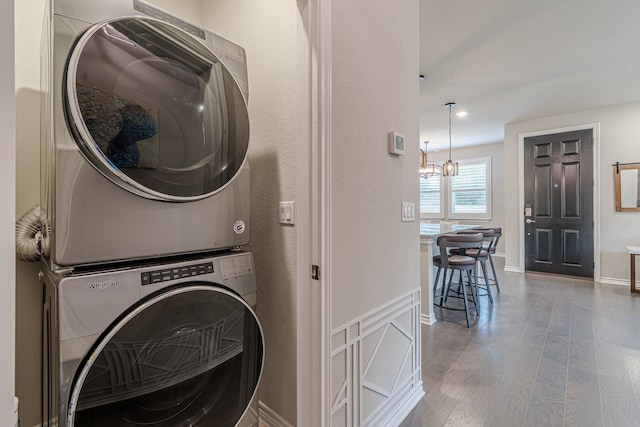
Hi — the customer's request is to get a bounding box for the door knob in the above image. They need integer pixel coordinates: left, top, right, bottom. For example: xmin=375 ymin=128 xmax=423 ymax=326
xmin=526 ymin=219 xmax=536 ymax=224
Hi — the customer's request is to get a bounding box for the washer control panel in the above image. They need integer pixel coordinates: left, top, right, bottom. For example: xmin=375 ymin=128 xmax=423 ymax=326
xmin=220 ymin=254 xmax=253 ymax=280
xmin=141 ymin=262 xmax=214 ymax=286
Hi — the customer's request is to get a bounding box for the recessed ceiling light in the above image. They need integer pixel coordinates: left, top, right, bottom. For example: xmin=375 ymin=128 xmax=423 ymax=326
xmin=456 ymin=111 xmax=468 ymax=118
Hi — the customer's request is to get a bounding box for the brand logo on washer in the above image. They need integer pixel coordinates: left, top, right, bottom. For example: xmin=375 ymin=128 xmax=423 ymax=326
xmin=233 ymin=220 xmax=246 ymax=234
xmin=87 ymin=279 xmax=121 ymax=291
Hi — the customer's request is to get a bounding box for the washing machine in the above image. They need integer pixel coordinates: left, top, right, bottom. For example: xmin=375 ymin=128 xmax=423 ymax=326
xmin=42 ymin=251 xmax=263 ymax=426
xmin=41 ymin=0 xmax=251 ymax=270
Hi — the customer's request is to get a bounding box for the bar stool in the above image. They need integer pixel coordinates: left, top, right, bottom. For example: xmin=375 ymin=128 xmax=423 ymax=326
xmin=455 ymin=229 xmax=496 ymax=303
xmin=432 ymin=233 xmax=483 ymax=328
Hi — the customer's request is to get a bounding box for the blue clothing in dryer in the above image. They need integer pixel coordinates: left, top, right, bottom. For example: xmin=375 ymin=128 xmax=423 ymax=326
xmin=107 ymin=104 xmax=158 ymax=169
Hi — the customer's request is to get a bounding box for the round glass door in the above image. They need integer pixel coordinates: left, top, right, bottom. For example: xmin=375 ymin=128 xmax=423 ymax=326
xmin=66 ymin=18 xmax=250 ymax=201
xmin=69 ymin=285 xmax=263 ymax=426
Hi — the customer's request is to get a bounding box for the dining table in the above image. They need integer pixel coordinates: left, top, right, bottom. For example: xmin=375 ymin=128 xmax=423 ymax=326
xmin=419 ymin=222 xmax=480 ymax=325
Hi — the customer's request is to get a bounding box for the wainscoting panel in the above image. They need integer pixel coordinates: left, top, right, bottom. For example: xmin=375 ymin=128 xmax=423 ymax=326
xmin=331 ymin=289 xmax=424 ymax=426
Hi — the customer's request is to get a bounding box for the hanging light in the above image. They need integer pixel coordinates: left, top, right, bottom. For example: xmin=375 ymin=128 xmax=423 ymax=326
xmin=419 ymin=141 xmax=441 ymax=178
xmin=442 ymin=102 xmax=459 ymax=176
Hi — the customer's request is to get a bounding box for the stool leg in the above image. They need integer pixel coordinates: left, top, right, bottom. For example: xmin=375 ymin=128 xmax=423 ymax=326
xmin=461 ymin=269 xmax=472 ymax=328
xmin=433 ymin=266 xmax=442 ymax=305
xmin=488 ymin=254 xmax=500 ymax=292
xmin=444 ymin=270 xmax=455 ymax=302
xmin=440 ymin=269 xmax=448 ymax=306
xmin=480 ymin=260 xmax=493 ymax=303
xmin=467 ymin=270 xmax=479 ymax=314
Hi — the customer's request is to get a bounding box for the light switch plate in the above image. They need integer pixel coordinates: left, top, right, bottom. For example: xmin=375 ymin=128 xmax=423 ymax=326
xmin=279 ymin=201 xmax=295 ymax=225
xmin=401 ymin=202 xmax=416 ymax=222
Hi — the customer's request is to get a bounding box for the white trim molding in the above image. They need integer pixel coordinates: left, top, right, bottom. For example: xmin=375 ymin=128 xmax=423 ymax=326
xmin=330 ymin=290 xmax=424 ymax=426
xmin=598 ymin=277 xmax=633 ymax=287
xmin=420 ymin=313 xmax=437 ymax=326
xmin=504 ymin=265 xmax=523 ymax=273
xmin=296 ymin=0 xmax=332 ymax=426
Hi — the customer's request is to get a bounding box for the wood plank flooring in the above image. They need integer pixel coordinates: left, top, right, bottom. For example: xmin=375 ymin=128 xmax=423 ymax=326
xmin=400 ymin=258 xmax=640 ymax=427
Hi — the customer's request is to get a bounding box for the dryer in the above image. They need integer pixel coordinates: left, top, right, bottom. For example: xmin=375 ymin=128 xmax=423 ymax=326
xmin=42 ymin=251 xmax=264 ymax=426
xmin=41 ymin=0 xmax=251 ymax=270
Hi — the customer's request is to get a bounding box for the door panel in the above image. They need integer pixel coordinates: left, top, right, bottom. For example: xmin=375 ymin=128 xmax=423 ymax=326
xmin=535 ymin=165 xmax=552 ymax=216
xmin=524 ymin=129 xmax=594 ymax=277
xmin=562 ymin=162 xmax=580 ymax=217
xmin=535 ymin=228 xmax=553 ymax=263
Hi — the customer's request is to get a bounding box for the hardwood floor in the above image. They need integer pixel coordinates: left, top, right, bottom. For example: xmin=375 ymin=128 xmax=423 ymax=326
xmin=401 ymin=258 xmax=640 ymax=427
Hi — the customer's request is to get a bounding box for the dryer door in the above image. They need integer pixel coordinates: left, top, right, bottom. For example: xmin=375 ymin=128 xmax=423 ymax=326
xmin=66 ymin=18 xmax=250 ymax=201
xmin=68 ymin=285 xmax=263 ymax=427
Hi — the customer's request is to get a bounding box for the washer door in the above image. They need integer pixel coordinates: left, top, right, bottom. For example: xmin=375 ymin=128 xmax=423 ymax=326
xmin=66 ymin=18 xmax=250 ymax=201
xmin=68 ymin=285 xmax=263 ymax=427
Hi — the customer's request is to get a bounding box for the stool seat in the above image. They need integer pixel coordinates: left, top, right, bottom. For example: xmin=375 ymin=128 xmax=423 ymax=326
xmin=434 ymin=254 xmax=476 ymax=266
xmin=449 ymin=248 xmax=489 ymax=258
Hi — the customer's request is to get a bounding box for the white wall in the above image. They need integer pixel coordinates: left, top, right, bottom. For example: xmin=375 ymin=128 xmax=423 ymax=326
xmin=1 ymin=0 xmax=16 ymax=424
xmin=331 ymin=0 xmax=421 ymax=327
xmin=428 ymin=142 xmax=506 ymax=253
xmin=198 ymin=1 xmax=299 ymax=423
xmin=504 ymin=101 xmax=640 ymax=281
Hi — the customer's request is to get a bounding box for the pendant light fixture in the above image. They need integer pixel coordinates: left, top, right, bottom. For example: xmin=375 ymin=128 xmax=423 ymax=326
xmin=442 ymin=102 xmax=458 ymax=176
xmin=419 ymin=141 xmax=441 ymax=178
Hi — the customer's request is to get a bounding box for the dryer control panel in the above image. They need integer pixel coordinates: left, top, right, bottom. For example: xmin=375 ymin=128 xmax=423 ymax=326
xmin=140 ymin=262 xmax=214 ymax=286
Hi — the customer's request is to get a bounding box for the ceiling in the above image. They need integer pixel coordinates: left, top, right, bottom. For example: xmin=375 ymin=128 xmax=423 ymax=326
xmin=419 ymin=0 xmax=640 ymax=151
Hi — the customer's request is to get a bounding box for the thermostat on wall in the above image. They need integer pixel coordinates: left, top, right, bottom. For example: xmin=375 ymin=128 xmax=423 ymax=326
xmin=388 ymin=131 xmax=405 ymax=156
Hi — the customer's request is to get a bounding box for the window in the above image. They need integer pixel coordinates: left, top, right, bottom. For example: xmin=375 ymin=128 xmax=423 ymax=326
xmin=419 ymin=173 xmax=444 ymax=218
xmin=420 ymin=157 xmax=492 ymax=221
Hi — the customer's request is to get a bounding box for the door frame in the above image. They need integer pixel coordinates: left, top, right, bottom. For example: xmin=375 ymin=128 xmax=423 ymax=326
xmin=296 ymin=0 xmax=332 ymax=426
xmin=518 ymin=123 xmax=601 ymax=281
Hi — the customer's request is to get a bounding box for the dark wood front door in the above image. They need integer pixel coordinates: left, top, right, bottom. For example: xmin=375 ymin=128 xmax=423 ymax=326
xmin=524 ymin=129 xmax=594 ymax=278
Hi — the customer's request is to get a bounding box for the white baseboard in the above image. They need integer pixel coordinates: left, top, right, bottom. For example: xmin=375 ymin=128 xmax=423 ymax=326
xmin=598 ymin=276 xmax=633 ymax=287
xmin=421 ymin=313 xmax=437 ymax=326
xmin=259 ymin=401 xmax=294 ymax=427
xmin=504 ymin=265 xmax=522 ymax=273
xmin=370 ymin=382 xmax=425 ymax=427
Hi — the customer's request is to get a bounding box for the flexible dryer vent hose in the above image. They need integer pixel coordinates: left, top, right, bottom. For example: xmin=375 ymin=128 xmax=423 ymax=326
xmin=15 ymin=204 xmax=43 ymax=262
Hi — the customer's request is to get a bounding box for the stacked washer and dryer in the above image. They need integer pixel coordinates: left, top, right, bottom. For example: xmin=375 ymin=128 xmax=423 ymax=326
xmin=39 ymin=0 xmax=263 ymax=425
